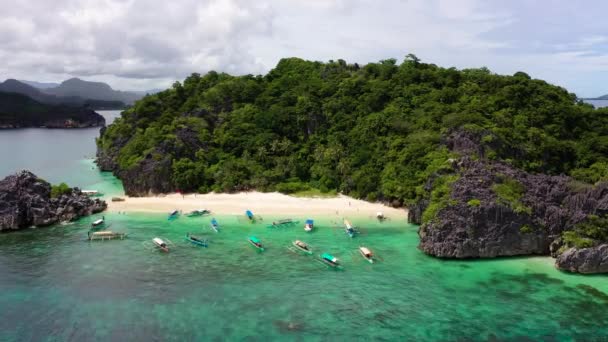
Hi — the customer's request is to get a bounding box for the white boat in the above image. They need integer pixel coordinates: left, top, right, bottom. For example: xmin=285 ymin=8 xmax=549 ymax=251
xmin=82 ymin=190 xmax=103 ymax=197
xmin=359 ymin=246 xmax=374 ymax=263
xmin=376 ymin=211 xmax=385 ymax=220
xmin=153 ymin=237 xmax=170 ymax=252
xmin=91 ymin=217 xmax=105 ymax=227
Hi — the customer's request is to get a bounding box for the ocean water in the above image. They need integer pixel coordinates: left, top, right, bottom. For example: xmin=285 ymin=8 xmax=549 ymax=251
xmin=0 ymin=110 xmax=607 ymax=341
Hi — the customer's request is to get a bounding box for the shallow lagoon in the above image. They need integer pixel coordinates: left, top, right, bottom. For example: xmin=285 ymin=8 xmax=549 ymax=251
xmin=0 ymin=110 xmax=607 ymax=340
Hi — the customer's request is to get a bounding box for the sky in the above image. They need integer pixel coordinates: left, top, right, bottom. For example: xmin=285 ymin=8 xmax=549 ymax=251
xmin=1 ymin=0 xmax=607 ymax=96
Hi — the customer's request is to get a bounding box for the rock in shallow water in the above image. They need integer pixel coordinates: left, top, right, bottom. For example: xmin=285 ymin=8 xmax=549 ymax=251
xmin=555 ymin=245 xmax=608 ymax=274
xmin=0 ymin=170 xmax=106 ymax=231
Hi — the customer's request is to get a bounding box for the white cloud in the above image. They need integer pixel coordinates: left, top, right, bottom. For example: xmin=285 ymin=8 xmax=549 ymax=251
xmin=0 ymin=0 xmax=607 ymax=96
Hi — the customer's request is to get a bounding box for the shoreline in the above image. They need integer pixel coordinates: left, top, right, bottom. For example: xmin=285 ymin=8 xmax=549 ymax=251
xmin=106 ymin=191 xmax=408 ymax=220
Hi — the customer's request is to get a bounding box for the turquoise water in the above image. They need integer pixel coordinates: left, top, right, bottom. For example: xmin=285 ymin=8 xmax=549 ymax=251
xmin=1 ymin=112 xmax=607 ymax=341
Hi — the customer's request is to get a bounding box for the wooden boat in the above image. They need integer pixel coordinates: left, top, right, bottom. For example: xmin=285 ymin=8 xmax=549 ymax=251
xmin=88 ymin=230 xmax=127 ymax=241
xmin=185 ymin=233 xmax=208 ymax=247
xmin=320 ymin=253 xmax=341 ymax=268
xmin=153 ymin=237 xmax=170 ymax=252
xmin=304 ymin=219 xmax=314 ymax=232
xmin=344 ymin=219 xmax=357 ymax=238
xmin=186 ymin=209 xmax=210 ymax=217
xmin=248 ymin=236 xmax=264 ymax=251
xmin=210 ymin=218 xmax=219 ymax=232
xmin=359 ymin=246 xmax=374 ymax=263
xmin=168 ymin=210 xmax=180 ymax=220
xmin=269 ymin=218 xmax=298 ymax=228
xmin=91 ymin=217 xmax=105 ymax=228
xmin=82 ymin=190 xmax=103 ymax=197
xmin=292 ymin=240 xmax=312 ymax=255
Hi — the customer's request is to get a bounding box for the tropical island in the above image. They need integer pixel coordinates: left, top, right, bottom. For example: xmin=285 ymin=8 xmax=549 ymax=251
xmin=96 ymin=56 xmax=608 ymax=273
xmin=0 ymin=91 xmax=106 ymax=128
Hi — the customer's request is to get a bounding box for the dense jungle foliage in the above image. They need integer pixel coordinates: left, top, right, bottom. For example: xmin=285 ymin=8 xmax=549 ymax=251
xmin=97 ymin=55 xmax=608 ymax=206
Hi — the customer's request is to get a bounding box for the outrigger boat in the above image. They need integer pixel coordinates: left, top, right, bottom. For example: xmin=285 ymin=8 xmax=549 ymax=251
xmin=376 ymin=211 xmax=386 ymax=221
xmin=320 ymin=253 xmax=341 ymax=268
xmin=248 ymin=236 xmax=264 ymax=251
xmin=245 ymin=210 xmax=255 ymax=221
xmin=186 ymin=209 xmax=210 ymax=217
xmin=91 ymin=217 xmax=105 ymax=228
xmin=304 ymin=219 xmax=314 ymax=232
xmin=291 ymin=240 xmax=312 ymax=255
xmin=88 ymin=230 xmax=127 ymax=241
xmin=210 ymin=218 xmax=220 ymax=232
xmin=269 ymin=218 xmax=298 ymax=228
xmin=168 ymin=210 xmax=180 ymax=220
xmin=153 ymin=237 xmax=170 ymax=252
xmin=344 ymin=219 xmax=357 ymax=238
xmin=359 ymin=246 xmax=374 ymax=263
xmin=82 ymin=190 xmax=103 ymax=197
xmin=185 ymin=233 xmax=208 ymax=247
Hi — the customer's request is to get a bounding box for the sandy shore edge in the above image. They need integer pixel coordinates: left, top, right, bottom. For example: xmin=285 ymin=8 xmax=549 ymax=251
xmin=107 ymin=191 xmax=408 ymax=220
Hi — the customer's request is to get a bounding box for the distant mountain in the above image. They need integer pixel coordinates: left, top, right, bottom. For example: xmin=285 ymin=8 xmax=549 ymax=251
xmin=0 ymin=79 xmax=126 ymax=109
xmin=131 ymin=88 xmax=163 ymax=96
xmin=19 ymin=80 xmax=60 ymax=89
xmin=0 ymin=92 xmax=105 ymax=129
xmin=592 ymin=94 xmax=608 ymax=100
xmin=44 ymin=78 xmax=141 ymax=105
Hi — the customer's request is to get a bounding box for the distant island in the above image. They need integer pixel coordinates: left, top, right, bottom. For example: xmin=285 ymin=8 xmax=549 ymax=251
xmin=97 ymin=56 xmax=608 ymax=274
xmin=0 ymin=91 xmax=105 ymax=128
xmin=582 ymin=94 xmax=608 ymax=100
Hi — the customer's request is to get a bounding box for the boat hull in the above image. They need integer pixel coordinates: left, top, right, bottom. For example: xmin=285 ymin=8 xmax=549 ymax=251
xmin=185 ymin=236 xmax=208 ymax=247
xmin=249 ymin=240 xmax=264 ymax=251
xmin=292 ymin=242 xmax=312 ymax=255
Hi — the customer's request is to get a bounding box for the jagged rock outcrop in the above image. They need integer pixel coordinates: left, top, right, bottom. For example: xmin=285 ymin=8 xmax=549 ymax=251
xmin=555 ymin=245 xmax=608 ymax=274
xmin=0 ymin=171 xmax=107 ymax=231
xmin=416 ymin=130 xmax=608 ymax=273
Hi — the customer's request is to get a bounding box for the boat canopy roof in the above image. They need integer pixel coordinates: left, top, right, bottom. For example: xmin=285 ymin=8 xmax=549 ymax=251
xmin=93 ymin=219 xmax=104 ymax=224
xmin=249 ymin=236 xmax=261 ymax=243
xmin=246 ymin=210 xmax=253 ymax=216
xmin=305 ymin=219 xmax=314 ymax=224
xmin=153 ymin=237 xmax=164 ymax=245
xmin=321 ymin=253 xmax=335 ymax=260
xmin=211 ymin=218 xmax=218 ymax=224
xmin=360 ymin=247 xmax=372 ymax=256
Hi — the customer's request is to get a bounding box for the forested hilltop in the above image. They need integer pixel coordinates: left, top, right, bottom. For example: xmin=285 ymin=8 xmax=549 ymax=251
xmin=97 ymin=56 xmax=608 ymax=273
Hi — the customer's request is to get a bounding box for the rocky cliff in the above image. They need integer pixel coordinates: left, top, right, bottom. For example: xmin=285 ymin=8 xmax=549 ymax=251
xmin=0 ymin=171 xmax=107 ymax=231
xmin=415 ymin=131 xmax=608 ymax=273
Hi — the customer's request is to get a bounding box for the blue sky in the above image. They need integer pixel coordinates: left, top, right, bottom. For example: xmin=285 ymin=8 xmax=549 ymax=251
xmin=0 ymin=0 xmax=606 ymax=96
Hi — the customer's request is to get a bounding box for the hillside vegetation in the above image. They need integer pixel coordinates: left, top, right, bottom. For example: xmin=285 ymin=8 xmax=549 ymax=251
xmin=97 ymin=56 xmax=608 ymax=206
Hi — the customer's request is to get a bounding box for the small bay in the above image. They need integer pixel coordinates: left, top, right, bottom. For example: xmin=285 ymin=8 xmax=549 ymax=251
xmin=0 ymin=110 xmax=606 ymax=340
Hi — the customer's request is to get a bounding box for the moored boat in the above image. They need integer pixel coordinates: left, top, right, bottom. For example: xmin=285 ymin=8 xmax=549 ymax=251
xmin=304 ymin=219 xmax=314 ymax=232
xmin=185 ymin=233 xmax=208 ymax=247
xmin=186 ymin=209 xmax=210 ymax=217
xmin=320 ymin=253 xmax=341 ymax=268
xmin=376 ymin=211 xmax=385 ymax=221
xmin=82 ymin=190 xmax=103 ymax=197
xmin=359 ymin=246 xmax=374 ymax=263
xmin=210 ymin=218 xmax=219 ymax=232
xmin=153 ymin=237 xmax=170 ymax=252
xmin=91 ymin=216 xmax=105 ymax=228
xmin=248 ymin=236 xmax=264 ymax=251
xmin=245 ymin=210 xmax=254 ymax=221
xmin=344 ymin=219 xmax=357 ymax=238
xmin=292 ymin=240 xmax=312 ymax=254
xmin=88 ymin=230 xmax=127 ymax=241
xmin=168 ymin=210 xmax=180 ymax=220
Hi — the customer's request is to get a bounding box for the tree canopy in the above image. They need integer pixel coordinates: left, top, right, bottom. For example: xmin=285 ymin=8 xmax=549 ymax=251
xmin=97 ymin=56 xmax=608 ymax=205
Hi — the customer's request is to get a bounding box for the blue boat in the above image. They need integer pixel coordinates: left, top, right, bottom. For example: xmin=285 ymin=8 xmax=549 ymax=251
xmin=245 ymin=210 xmax=254 ymax=220
xmin=304 ymin=219 xmax=314 ymax=232
xmin=344 ymin=219 xmax=357 ymax=238
xmin=248 ymin=236 xmax=264 ymax=251
xmin=185 ymin=233 xmax=208 ymax=247
xmin=168 ymin=210 xmax=180 ymax=220
xmin=320 ymin=253 xmax=341 ymax=268
xmin=211 ymin=218 xmax=219 ymax=232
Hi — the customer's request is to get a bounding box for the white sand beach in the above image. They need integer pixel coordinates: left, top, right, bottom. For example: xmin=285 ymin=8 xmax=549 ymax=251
xmin=108 ymin=191 xmax=408 ymax=220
